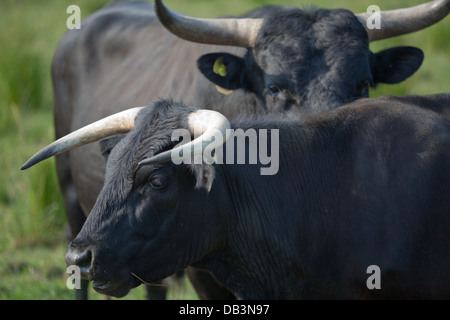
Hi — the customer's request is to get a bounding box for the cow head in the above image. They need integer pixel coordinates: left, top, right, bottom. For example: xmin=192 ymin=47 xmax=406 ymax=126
xmin=155 ymin=0 xmax=449 ymax=114
xmin=21 ymin=100 xmax=231 ymax=297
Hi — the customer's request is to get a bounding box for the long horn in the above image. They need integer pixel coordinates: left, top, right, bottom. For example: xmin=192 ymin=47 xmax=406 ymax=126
xmin=21 ymin=107 xmax=144 ymax=170
xmin=138 ymin=109 xmax=231 ymax=166
xmin=356 ymin=0 xmax=450 ymax=42
xmin=154 ymin=0 xmax=263 ymax=47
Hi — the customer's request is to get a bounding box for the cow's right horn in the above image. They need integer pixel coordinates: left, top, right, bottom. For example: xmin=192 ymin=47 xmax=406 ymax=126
xmin=154 ymin=0 xmax=263 ymax=47
xmin=20 ymin=107 xmax=144 ymax=170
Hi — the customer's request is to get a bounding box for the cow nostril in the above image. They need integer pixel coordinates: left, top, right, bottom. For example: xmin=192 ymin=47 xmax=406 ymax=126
xmin=77 ymin=249 xmax=93 ymax=271
xmin=66 ymin=244 xmax=94 ymax=278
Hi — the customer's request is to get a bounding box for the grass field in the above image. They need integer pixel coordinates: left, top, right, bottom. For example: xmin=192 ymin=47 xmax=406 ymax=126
xmin=1 ymin=0 xmax=449 ymax=300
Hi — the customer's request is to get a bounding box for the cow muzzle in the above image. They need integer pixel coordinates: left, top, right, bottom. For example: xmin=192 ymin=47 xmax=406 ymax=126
xmin=65 ymin=242 xmax=95 ymax=280
xmin=65 ymin=241 xmax=136 ymax=297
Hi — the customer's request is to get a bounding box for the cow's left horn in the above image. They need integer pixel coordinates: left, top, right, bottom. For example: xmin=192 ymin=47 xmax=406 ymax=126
xmin=20 ymin=107 xmax=144 ymax=170
xmin=138 ymin=109 xmax=231 ymax=166
xmin=356 ymin=0 xmax=450 ymax=42
xmin=155 ymin=0 xmax=263 ymax=47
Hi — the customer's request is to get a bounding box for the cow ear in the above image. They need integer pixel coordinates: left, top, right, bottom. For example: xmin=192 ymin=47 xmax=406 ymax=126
xmin=372 ymin=46 xmax=424 ymax=84
xmin=197 ymin=53 xmax=247 ymax=90
xmin=190 ymin=163 xmax=216 ymax=193
xmin=99 ymin=134 xmax=125 ymax=161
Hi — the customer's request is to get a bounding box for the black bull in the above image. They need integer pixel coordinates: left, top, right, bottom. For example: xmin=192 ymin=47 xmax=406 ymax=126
xmin=48 ymin=0 xmax=449 ymax=299
xmin=23 ymin=95 xmax=450 ymax=299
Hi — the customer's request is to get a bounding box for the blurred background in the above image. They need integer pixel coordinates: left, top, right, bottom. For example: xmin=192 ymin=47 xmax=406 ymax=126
xmin=1 ymin=0 xmax=448 ymax=300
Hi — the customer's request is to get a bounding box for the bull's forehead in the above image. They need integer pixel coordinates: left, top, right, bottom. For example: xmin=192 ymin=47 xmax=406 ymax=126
xmin=254 ymin=9 xmax=367 ymax=74
xmin=104 ymin=102 xmax=193 ymax=185
xmin=254 ymin=7 xmax=367 ymax=60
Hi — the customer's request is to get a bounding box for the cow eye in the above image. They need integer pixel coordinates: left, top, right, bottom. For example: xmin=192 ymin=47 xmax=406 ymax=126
xmin=148 ymin=175 xmax=166 ymax=190
xmin=361 ymin=79 xmax=373 ymax=90
xmin=268 ymin=85 xmax=281 ymax=96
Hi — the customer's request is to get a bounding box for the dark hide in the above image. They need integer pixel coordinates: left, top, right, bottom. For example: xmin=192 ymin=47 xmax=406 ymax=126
xmin=66 ymin=95 xmax=450 ymax=299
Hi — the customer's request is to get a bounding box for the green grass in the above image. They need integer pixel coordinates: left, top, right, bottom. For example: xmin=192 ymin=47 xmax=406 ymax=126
xmin=1 ymin=0 xmax=449 ymax=300
xmin=0 ymin=243 xmax=197 ymax=300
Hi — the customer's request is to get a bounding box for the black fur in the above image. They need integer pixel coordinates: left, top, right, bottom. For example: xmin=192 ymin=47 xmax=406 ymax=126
xmin=67 ymin=96 xmax=450 ymax=299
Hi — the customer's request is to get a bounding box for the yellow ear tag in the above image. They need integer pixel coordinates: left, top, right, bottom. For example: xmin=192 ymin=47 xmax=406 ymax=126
xmin=213 ymin=57 xmax=227 ymax=77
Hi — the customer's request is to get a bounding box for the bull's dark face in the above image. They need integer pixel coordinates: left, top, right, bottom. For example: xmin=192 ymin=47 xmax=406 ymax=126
xmin=65 ymin=103 xmax=222 ymax=298
xmin=197 ymin=8 xmax=423 ymax=114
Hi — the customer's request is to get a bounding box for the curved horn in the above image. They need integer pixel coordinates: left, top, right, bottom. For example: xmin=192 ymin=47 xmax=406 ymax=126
xmin=138 ymin=109 xmax=231 ymax=166
xmin=154 ymin=0 xmax=263 ymax=47
xmin=356 ymin=0 xmax=450 ymax=42
xmin=21 ymin=107 xmax=144 ymax=170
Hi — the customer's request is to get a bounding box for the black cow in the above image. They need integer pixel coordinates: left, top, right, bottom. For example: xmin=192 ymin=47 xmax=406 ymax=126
xmin=155 ymin=0 xmax=450 ymax=115
xmin=23 ymin=94 xmax=450 ymax=299
xmin=51 ymin=0 xmax=449 ymax=299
